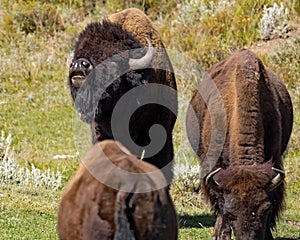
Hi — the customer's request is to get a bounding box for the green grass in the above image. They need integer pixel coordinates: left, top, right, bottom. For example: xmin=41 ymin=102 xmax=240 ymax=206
xmin=0 ymin=0 xmax=300 ymax=239
xmin=0 ymin=184 xmax=61 ymax=239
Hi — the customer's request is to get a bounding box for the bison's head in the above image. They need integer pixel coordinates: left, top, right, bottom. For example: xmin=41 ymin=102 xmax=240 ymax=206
xmin=67 ymin=38 xmax=153 ymax=97
xmin=206 ymin=161 xmax=285 ymax=240
xmin=66 ymin=21 xmax=154 ymax=134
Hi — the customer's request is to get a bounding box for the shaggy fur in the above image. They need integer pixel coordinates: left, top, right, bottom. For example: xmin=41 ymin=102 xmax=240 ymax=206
xmin=108 ymin=8 xmax=176 ymax=89
xmin=186 ymin=49 xmax=293 ymax=240
xmin=57 ymin=140 xmax=178 ymax=240
xmin=68 ymin=9 xmax=177 ymax=182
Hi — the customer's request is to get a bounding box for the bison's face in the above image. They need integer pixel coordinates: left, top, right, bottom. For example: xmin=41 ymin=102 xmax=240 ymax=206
xmin=69 ymin=57 xmax=94 ymax=90
xmin=206 ymin=163 xmax=285 ymax=240
xmin=221 ymin=189 xmax=272 ymax=239
xmin=67 ymin=38 xmax=153 ymax=97
xmin=66 ymin=39 xmax=154 ymax=132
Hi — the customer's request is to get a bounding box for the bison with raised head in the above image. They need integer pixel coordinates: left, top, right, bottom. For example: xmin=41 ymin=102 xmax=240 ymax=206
xmin=57 ymin=140 xmax=178 ymax=240
xmin=186 ymin=49 xmax=293 ymax=240
xmin=67 ymin=8 xmax=177 ymax=182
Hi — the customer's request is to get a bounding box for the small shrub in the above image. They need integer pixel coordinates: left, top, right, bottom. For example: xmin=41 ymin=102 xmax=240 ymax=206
xmin=267 ymin=38 xmax=300 ymax=89
xmin=158 ymin=0 xmax=272 ymax=69
xmin=13 ymin=3 xmax=65 ymax=35
xmin=175 ymin=0 xmax=235 ymax=26
xmin=174 ymin=163 xmax=200 ymax=192
xmin=0 ymin=132 xmax=62 ymax=190
xmin=258 ymin=2 xmax=289 ymax=40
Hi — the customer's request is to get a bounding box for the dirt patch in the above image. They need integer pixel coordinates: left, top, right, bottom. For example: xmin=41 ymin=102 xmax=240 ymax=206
xmin=250 ymin=24 xmax=300 ymax=55
xmin=286 ymin=220 xmax=300 ymax=230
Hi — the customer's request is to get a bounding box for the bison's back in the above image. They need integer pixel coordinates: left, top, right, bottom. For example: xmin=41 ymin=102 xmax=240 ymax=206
xmin=57 ymin=168 xmax=115 ymax=239
xmin=187 ymin=49 xmax=293 ymax=169
xmin=57 ymin=140 xmax=178 ymax=240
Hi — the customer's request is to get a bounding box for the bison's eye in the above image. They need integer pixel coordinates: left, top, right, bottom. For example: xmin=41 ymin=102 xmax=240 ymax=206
xmin=82 ymin=60 xmax=90 ymax=68
xmin=227 ymin=212 xmax=237 ymax=222
xmin=259 ymin=202 xmax=272 ymax=215
xmin=70 ymin=58 xmax=92 ymax=71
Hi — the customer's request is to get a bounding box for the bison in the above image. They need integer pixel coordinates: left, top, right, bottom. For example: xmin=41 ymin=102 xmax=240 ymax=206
xmin=186 ymin=49 xmax=293 ymax=240
xmin=57 ymin=140 xmax=178 ymax=240
xmin=67 ymin=8 xmax=177 ymax=182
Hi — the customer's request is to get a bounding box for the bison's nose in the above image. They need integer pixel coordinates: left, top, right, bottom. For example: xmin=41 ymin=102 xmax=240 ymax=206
xmin=69 ymin=58 xmax=93 ymax=88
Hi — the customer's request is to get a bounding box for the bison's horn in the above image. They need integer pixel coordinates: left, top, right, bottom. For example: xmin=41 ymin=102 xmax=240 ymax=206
xmin=206 ymin=168 xmax=222 ymax=192
xmin=268 ymin=167 xmax=285 ymax=192
xmin=129 ymin=38 xmax=154 ymax=70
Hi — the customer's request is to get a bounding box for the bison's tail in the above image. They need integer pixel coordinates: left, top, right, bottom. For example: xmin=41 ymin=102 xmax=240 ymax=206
xmin=113 ymin=191 xmax=136 ymax=240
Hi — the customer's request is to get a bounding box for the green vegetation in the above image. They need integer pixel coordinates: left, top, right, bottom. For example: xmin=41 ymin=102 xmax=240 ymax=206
xmin=0 ymin=0 xmax=299 ymax=239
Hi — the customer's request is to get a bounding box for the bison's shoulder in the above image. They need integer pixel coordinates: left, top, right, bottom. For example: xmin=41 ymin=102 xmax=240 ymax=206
xmin=84 ymin=140 xmax=168 ymax=192
xmin=108 ymin=8 xmax=160 ymax=47
xmin=208 ymin=49 xmax=267 ymax=87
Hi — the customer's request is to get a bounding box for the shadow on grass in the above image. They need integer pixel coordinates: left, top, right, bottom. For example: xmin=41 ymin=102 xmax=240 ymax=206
xmin=275 ymin=238 xmax=299 ymax=240
xmin=179 ymin=215 xmax=300 ymax=240
xmin=179 ymin=213 xmax=215 ymax=228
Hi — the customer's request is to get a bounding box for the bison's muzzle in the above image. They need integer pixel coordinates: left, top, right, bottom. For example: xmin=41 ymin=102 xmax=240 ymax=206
xmin=69 ymin=58 xmax=93 ymax=88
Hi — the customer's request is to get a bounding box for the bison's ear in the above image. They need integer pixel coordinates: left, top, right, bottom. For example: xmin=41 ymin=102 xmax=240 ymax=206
xmin=126 ymin=71 xmax=143 ymax=86
xmin=267 ymin=157 xmax=273 ymax=165
xmin=262 ymin=158 xmax=273 ymax=170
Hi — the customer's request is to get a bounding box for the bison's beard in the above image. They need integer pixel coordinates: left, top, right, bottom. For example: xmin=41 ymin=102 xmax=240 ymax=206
xmin=74 ymin=74 xmax=144 ymax=138
xmin=74 ymin=77 xmax=120 ymax=122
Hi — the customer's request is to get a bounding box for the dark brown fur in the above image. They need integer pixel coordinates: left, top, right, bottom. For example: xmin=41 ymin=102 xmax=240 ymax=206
xmin=186 ymin=49 xmax=293 ymax=240
xmin=108 ymin=9 xmax=178 ymax=182
xmin=68 ymin=9 xmax=177 ymax=182
xmin=57 ymin=140 xmax=178 ymax=240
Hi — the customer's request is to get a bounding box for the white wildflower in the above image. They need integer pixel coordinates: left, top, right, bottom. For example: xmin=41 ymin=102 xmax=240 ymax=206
xmin=0 ymin=132 xmax=62 ymax=190
xmin=258 ymin=2 xmax=289 ymax=40
xmin=175 ymin=0 xmax=235 ymax=26
xmin=174 ymin=163 xmax=201 ymax=190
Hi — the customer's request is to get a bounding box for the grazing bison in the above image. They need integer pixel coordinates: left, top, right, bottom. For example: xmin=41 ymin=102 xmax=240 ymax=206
xmin=57 ymin=140 xmax=178 ymax=240
xmin=67 ymin=8 xmax=177 ymax=181
xmin=186 ymin=49 xmax=293 ymax=240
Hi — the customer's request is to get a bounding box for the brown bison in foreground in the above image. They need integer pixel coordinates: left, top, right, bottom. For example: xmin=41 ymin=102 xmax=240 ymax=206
xmin=67 ymin=8 xmax=177 ymax=182
xmin=57 ymin=140 xmax=178 ymax=240
xmin=187 ymin=49 xmax=293 ymax=240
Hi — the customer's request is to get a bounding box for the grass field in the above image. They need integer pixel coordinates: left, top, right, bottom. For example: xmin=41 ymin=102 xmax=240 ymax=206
xmin=0 ymin=0 xmax=300 ymax=239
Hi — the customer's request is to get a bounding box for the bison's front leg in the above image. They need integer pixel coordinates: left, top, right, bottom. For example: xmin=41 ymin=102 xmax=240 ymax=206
xmin=212 ymin=214 xmax=231 ymax=240
xmin=264 ymin=226 xmax=274 ymax=240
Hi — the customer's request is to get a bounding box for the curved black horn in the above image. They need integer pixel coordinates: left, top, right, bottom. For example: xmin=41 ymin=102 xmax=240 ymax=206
xmin=129 ymin=38 xmax=154 ymax=70
xmin=268 ymin=167 xmax=285 ymax=192
xmin=206 ymin=168 xmax=222 ymax=192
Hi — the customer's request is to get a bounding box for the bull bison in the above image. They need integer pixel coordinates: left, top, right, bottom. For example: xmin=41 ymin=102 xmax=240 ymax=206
xmin=57 ymin=140 xmax=178 ymax=240
xmin=67 ymin=8 xmax=177 ymax=182
xmin=186 ymin=49 xmax=293 ymax=240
